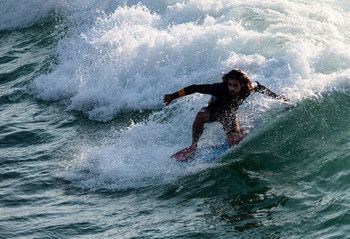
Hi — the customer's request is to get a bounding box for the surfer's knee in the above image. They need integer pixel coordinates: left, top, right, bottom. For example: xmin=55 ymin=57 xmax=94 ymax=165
xmin=194 ymin=108 xmax=210 ymax=123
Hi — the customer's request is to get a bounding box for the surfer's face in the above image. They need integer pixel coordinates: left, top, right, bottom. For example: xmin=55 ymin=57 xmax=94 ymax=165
xmin=228 ymin=79 xmax=241 ymax=96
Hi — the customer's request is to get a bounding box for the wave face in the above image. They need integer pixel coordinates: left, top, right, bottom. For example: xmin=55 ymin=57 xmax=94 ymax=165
xmin=1 ymin=0 xmax=350 ymax=238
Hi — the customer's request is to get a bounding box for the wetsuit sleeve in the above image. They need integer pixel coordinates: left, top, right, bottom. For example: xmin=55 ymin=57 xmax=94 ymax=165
xmin=170 ymin=83 xmax=224 ymax=100
xmin=253 ymin=81 xmax=279 ymax=98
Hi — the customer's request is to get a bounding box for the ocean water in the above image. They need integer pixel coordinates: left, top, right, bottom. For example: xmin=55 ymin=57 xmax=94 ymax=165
xmin=1 ymin=0 xmax=350 ymax=238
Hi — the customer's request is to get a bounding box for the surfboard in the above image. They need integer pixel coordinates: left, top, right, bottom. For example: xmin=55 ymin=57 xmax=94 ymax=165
xmin=171 ymin=143 xmax=229 ymax=162
xmin=171 ymin=128 xmax=249 ymax=162
xmin=194 ymin=143 xmax=229 ymax=162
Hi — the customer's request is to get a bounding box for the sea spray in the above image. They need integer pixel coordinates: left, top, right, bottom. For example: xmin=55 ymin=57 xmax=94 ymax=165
xmin=27 ymin=0 xmax=350 ymax=191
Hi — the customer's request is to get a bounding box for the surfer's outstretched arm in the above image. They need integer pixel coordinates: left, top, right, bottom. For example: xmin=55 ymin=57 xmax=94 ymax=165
xmin=163 ymin=83 xmax=225 ymax=106
xmin=254 ymin=81 xmax=289 ymax=101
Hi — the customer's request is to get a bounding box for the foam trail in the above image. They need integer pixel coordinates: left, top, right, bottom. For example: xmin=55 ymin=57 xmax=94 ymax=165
xmin=58 ymin=110 xmax=215 ymax=190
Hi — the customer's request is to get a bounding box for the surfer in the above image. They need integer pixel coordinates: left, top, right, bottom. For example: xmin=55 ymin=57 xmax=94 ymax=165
xmin=163 ymin=69 xmax=289 ymax=161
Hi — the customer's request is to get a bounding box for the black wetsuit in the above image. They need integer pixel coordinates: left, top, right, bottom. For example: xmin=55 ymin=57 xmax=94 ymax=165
xmin=171 ymin=81 xmax=279 ymax=134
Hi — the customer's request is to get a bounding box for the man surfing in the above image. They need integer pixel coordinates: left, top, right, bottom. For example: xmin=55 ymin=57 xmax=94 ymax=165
xmin=163 ymin=69 xmax=289 ymax=161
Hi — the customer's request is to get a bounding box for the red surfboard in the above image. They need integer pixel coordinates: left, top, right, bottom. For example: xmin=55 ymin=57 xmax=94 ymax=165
xmin=170 ymin=145 xmax=196 ymax=161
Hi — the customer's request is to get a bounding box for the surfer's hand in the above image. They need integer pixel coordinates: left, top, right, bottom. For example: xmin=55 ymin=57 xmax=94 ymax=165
xmin=163 ymin=94 xmax=173 ymax=106
xmin=277 ymin=94 xmax=290 ymax=102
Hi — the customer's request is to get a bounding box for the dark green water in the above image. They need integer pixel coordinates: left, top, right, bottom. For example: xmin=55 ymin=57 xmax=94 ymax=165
xmin=1 ymin=1 xmax=350 ymax=238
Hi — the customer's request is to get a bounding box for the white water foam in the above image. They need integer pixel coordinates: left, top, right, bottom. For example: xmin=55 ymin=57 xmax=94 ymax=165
xmin=57 ymin=110 xmax=218 ymax=190
xmin=30 ymin=0 xmax=350 ymax=190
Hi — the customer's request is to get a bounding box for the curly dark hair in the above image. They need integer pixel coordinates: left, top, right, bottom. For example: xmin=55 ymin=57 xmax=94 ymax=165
xmin=222 ymin=69 xmax=253 ymax=100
